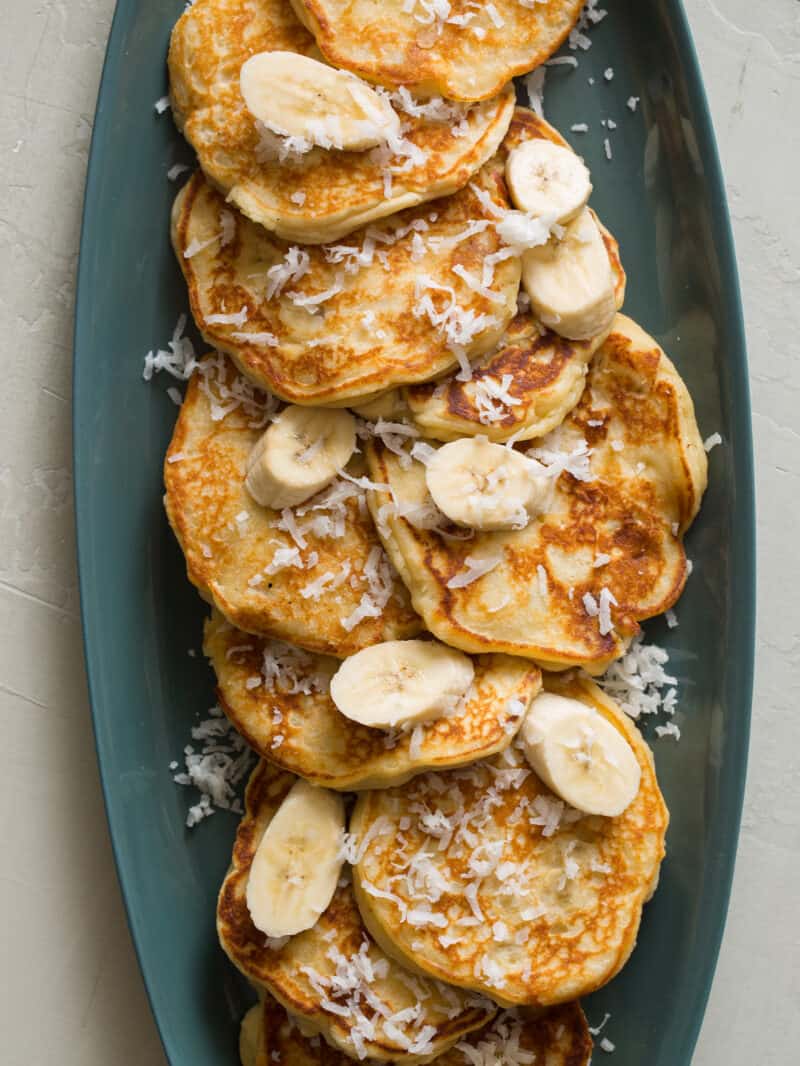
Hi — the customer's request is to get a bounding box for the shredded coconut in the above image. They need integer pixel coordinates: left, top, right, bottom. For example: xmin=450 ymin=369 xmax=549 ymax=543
xmin=172 ymin=706 xmax=254 ymax=827
xmin=446 ymin=553 xmax=504 ymax=589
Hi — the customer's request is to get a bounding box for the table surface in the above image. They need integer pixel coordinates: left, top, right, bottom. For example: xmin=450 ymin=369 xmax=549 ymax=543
xmin=1 ymin=1 xmax=797 ymax=1063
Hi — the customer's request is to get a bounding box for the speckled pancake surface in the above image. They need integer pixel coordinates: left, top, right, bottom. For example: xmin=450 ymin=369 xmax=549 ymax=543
xmin=393 ymin=112 xmax=627 ymax=443
xmin=168 ymin=0 xmax=515 ymax=242
xmin=249 ymin=991 xmax=592 ymax=1066
xmin=205 ymin=611 xmax=542 ymax=790
xmin=163 ymin=354 xmax=420 ymax=656
xmin=290 ymin=0 xmax=584 ymax=102
xmin=171 ymin=163 xmax=520 ymax=405
xmin=352 ymin=674 xmax=668 ymax=1007
xmin=366 ymin=315 xmax=708 ymax=671
xmin=218 ymin=761 xmax=495 ymax=1062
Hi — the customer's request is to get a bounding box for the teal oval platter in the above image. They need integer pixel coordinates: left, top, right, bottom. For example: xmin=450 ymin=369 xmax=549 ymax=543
xmin=73 ymin=2 xmax=755 ymax=1064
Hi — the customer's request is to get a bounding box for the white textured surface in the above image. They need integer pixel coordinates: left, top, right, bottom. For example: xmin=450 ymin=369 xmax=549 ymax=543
xmin=0 ymin=2 xmax=797 ymax=1064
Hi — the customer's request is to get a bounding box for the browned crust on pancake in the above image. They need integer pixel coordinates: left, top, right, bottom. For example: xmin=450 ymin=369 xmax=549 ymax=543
xmin=294 ymin=0 xmax=584 ymax=102
xmin=205 ymin=612 xmax=542 ymax=789
xmin=170 ymin=160 xmax=519 ymax=405
xmin=351 ymin=675 xmax=668 ymax=1006
xmin=163 ymin=355 xmax=421 ymax=655
xmin=365 ymin=315 xmax=707 ymax=671
xmin=255 ymin=992 xmax=593 ymax=1065
xmin=168 ymin=0 xmax=516 ymax=241
xmin=217 ymin=762 xmax=494 ymax=1060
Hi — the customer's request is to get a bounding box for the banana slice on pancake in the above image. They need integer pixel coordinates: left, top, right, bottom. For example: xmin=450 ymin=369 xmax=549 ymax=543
xmin=506 ymin=139 xmax=592 ymax=224
xmin=520 ymin=692 xmax=641 ymax=817
xmin=218 ymin=761 xmax=495 ymax=1062
xmin=330 ymin=639 xmax=475 ymax=729
xmin=240 ymin=51 xmax=400 ymax=152
xmin=246 ymin=779 xmax=345 ymax=937
xmin=425 ymin=437 xmax=551 ymax=531
xmin=522 ymin=209 xmax=617 ymax=341
xmin=245 ymin=406 xmax=355 ymax=509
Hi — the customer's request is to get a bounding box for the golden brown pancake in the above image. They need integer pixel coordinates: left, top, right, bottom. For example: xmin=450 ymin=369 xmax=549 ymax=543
xmin=163 ymin=354 xmax=420 ymax=656
xmin=351 ymin=673 xmax=668 ymax=1007
xmin=392 ymin=111 xmax=627 ymax=443
xmin=365 ymin=315 xmax=708 ymax=672
xmin=205 ymin=611 xmax=542 ymax=789
xmin=168 ymin=0 xmax=515 ymax=242
xmin=246 ymin=991 xmax=593 ymax=1065
xmin=170 ymin=161 xmax=520 ymax=405
xmin=218 ymin=761 xmax=495 ymax=1061
xmin=290 ymin=0 xmax=584 ymax=102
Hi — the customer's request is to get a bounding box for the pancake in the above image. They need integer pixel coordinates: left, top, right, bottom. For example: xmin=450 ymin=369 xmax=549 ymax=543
xmin=290 ymin=0 xmax=584 ymax=102
xmin=171 ymin=163 xmax=520 ymax=405
xmin=246 ymin=992 xmax=592 ymax=1066
xmin=356 ymin=109 xmax=626 ymax=442
xmin=365 ymin=315 xmax=708 ymax=672
xmin=402 ymin=218 xmax=625 ymax=443
xmin=351 ymin=672 xmax=668 ymax=1007
xmin=218 ymin=760 xmax=495 ymax=1061
xmin=205 ymin=610 xmax=542 ymax=790
xmin=164 ymin=353 xmax=420 ymax=656
xmin=168 ymin=0 xmax=515 ymax=243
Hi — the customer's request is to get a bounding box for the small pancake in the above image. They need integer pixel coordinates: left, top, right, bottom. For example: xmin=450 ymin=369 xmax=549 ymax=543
xmin=246 ymin=992 xmax=592 ymax=1066
xmin=290 ymin=0 xmax=584 ymax=102
xmin=168 ymin=0 xmax=515 ymax=242
xmin=164 ymin=354 xmax=420 ymax=656
xmin=171 ymin=162 xmax=520 ymax=405
xmin=384 ymin=113 xmax=627 ymax=443
xmin=365 ymin=315 xmax=708 ymax=672
xmin=351 ymin=673 xmax=668 ymax=1007
xmin=218 ymin=761 xmax=495 ymax=1062
xmin=205 ymin=611 xmax=542 ymax=790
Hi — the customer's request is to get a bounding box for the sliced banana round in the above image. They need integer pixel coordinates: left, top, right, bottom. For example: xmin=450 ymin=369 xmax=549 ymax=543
xmin=506 ymin=139 xmax=592 ymax=224
xmin=239 ymin=51 xmax=401 ymax=152
xmin=520 ymin=692 xmax=642 ymax=817
xmin=245 ymin=405 xmax=356 ymax=510
xmin=425 ymin=437 xmax=550 ymax=531
xmin=245 ymin=779 xmax=345 ymax=938
xmin=521 ymin=208 xmax=616 ymax=341
xmin=330 ymin=639 xmax=475 ymax=730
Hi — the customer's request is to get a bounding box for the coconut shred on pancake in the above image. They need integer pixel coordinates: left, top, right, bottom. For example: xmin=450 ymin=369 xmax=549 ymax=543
xmin=357 ymin=110 xmax=627 ymax=442
xmin=364 ymin=315 xmax=708 ymax=672
xmin=289 ymin=0 xmax=584 ymax=102
xmin=217 ymin=761 xmax=495 ymax=1062
xmin=351 ymin=674 xmax=668 ymax=1007
xmin=243 ymin=990 xmax=593 ymax=1066
xmin=205 ymin=610 xmax=542 ymax=790
xmin=168 ymin=0 xmax=515 ymax=243
xmin=171 ymin=159 xmax=520 ymax=406
xmin=163 ymin=353 xmax=420 ymax=656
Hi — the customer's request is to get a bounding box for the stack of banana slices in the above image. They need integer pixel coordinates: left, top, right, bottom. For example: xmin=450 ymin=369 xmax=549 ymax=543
xmin=159 ymin=2 xmax=711 ymax=1063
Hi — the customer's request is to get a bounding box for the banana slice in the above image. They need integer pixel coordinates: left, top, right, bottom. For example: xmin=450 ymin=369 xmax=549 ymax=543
xmin=245 ymin=405 xmax=356 ymax=510
xmin=425 ymin=437 xmax=550 ymax=531
xmin=506 ymin=140 xmax=592 ymax=224
xmin=330 ymin=639 xmax=475 ymax=730
xmin=521 ymin=208 xmax=616 ymax=341
xmin=239 ymin=51 xmax=400 ymax=152
xmin=246 ymin=779 xmax=345 ymax=938
xmin=520 ymin=692 xmax=641 ymax=816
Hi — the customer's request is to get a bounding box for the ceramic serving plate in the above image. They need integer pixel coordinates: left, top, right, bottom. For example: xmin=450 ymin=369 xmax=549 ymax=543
xmin=73 ymin=2 xmax=755 ymax=1063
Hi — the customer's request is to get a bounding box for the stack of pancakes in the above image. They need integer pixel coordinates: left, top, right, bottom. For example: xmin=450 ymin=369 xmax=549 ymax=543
xmin=160 ymin=2 xmax=709 ymax=1062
